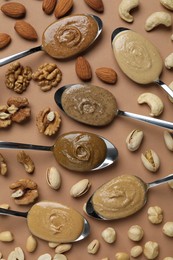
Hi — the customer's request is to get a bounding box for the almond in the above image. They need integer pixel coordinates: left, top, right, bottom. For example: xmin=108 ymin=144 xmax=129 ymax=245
xmin=42 ymin=0 xmax=57 ymax=15
xmin=84 ymin=0 xmax=104 ymax=12
xmin=0 ymin=33 xmax=11 ymax=49
xmin=14 ymin=21 xmax=38 ymax=41
xmin=95 ymin=67 xmax=117 ymax=84
xmin=75 ymin=56 xmax=92 ymax=81
xmin=54 ymin=0 xmax=73 ymax=18
xmin=1 ymin=2 xmax=26 ymax=18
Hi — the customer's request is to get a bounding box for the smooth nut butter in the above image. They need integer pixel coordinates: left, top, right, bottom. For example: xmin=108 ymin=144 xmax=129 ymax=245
xmin=42 ymin=14 xmax=99 ymax=59
xmin=112 ymin=29 xmax=163 ymax=84
xmin=92 ymin=175 xmax=147 ymax=220
xmin=61 ymin=84 xmax=117 ymax=126
xmin=27 ymin=201 xmax=84 ymax=243
xmin=53 ymin=131 xmax=107 ymax=172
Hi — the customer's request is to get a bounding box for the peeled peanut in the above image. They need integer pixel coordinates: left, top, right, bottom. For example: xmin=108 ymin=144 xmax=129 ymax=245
xmin=26 ymin=235 xmax=37 ymax=252
xmin=0 ymin=231 xmax=14 ymax=242
xmin=38 ymin=254 xmax=52 ymax=260
xmin=115 ymin=252 xmax=130 ymax=260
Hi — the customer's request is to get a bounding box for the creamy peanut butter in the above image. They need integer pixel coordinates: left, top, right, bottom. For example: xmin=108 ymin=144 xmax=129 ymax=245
xmin=61 ymin=84 xmax=117 ymax=126
xmin=53 ymin=131 xmax=107 ymax=172
xmin=27 ymin=201 xmax=84 ymax=243
xmin=92 ymin=175 xmax=147 ymax=220
xmin=112 ymin=29 xmax=163 ymax=84
xmin=42 ymin=14 xmax=98 ymax=59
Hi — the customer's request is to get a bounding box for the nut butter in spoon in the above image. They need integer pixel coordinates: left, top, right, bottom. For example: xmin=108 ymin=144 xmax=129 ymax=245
xmin=0 ymin=14 xmax=102 ymax=66
xmin=111 ymin=27 xmax=173 ymax=98
xmin=85 ymin=174 xmax=173 ymax=220
xmin=0 ymin=201 xmax=90 ymax=243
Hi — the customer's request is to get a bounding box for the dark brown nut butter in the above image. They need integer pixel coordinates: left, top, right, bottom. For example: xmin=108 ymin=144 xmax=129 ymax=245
xmin=42 ymin=14 xmax=99 ymax=59
xmin=53 ymin=131 xmax=107 ymax=172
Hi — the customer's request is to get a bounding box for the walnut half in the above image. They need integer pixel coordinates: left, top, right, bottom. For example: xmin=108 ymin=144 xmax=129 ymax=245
xmin=17 ymin=151 xmax=35 ymax=174
xmin=0 ymin=153 xmax=7 ymax=176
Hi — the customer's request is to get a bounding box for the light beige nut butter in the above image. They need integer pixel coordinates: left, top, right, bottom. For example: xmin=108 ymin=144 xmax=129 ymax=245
xmin=61 ymin=84 xmax=117 ymax=126
xmin=53 ymin=131 xmax=107 ymax=172
xmin=112 ymin=29 xmax=163 ymax=84
xmin=42 ymin=14 xmax=98 ymax=59
xmin=92 ymin=175 xmax=147 ymax=219
xmin=27 ymin=201 xmax=84 ymax=243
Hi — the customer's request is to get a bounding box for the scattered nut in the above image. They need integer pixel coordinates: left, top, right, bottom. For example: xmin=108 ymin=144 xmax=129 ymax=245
xmin=0 ymin=203 xmax=10 ymax=209
xmin=126 ymin=129 xmax=144 ymax=151
xmin=118 ymin=0 xmax=139 ymax=23
xmin=145 ymin=11 xmax=172 ymax=31
xmin=70 ymin=179 xmax=91 ymax=198
xmin=14 ymin=247 xmax=24 ymax=260
xmin=168 ymin=81 xmax=173 ymax=102
xmin=17 ymin=151 xmax=35 ymax=174
xmin=5 ymin=62 xmax=32 ymax=94
xmin=9 ymin=178 xmax=39 ymax=205
xmin=115 ymin=252 xmax=130 ymax=260
xmin=46 ymin=166 xmax=61 ymax=190
xmin=147 ymin=206 xmax=163 ymax=224
xmin=0 ymin=105 xmax=12 ymax=128
xmin=36 ymin=107 xmax=61 ymax=136
xmin=163 ymin=258 xmax=173 ymax=260
xmin=53 ymin=254 xmax=67 ymax=260
xmin=55 ymin=243 xmax=72 ymax=254
xmin=48 ymin=242 xmax=60 ymax=248
xmin=130 ymin=245 xmax=143 ymax=258
xmin=87 ymin=239 xmax=100 ymax=254
xmin=26 ymin=235 xmax=37 ymax=253
xmin=165 ymin=53 xmax=173 ymax=69
xmin=144 ymin=241 xmax=159 ymax=259
xmin=164 ymin=130 xmax=173 ymax=151
xmin=0 ymin=231 xmax=14 ymax=242
xmin=0 ymin=153 xmax=8 ymax=176
xmin=101 ymin=227 xmax=116 ymax=244
xmin=0 ymin=32 xmax=11 ymax=49
xmin=38 ymin=253 xmax=52 ymax=260
xmin=163 ymin=222 xmax=173 ymax=237
xmin=128 ymin=225 xmax=144 ymax=241
xmin=168 ymin=180 xmax=173 ymax=189
xmin=137 ymin=93 xmax=164 ymax=117
xmin=141 ymin=149 xmax=160 ymax=172
xmin=32 ymin=63 xmax=62 ymax=91
xmin=95 ymin=67 xmax=117 ymax=84
xmin=160 ymin=0 xmax=173 ymax=10
xmin=75 ymin=56 xmax=92 ymax=81
xmin=7 ymin=250 xmax=16 ymax=260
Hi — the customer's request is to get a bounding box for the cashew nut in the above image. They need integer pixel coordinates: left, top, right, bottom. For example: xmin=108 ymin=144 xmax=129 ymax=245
xmin=137 ymin=92 xmax=164 ymax=117
xmin=118 ymin=0 xmax=139 ymax=23
xmin=160 ymin=0 xmax=173 ymax=11
xmin=165 ymin=53 xmax=173 ymax=69
xmin=145 ymin=11 xmax=172 ymax=31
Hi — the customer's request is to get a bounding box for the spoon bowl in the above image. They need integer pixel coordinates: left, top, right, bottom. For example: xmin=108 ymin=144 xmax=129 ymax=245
xmin=0 ymin=14 xmax=102 ymax=67
xmin=0 ymin=131 xmax=118 ymax=172
xmin=85 ymin=174 xmax=173 ymax=220
xmin=0 ymin=201 xmax=90 ymax=243
xmin=111 ymin=27 xmax=173 ymax=99
xmin=54 ymin=84 xmax=173 ymax=130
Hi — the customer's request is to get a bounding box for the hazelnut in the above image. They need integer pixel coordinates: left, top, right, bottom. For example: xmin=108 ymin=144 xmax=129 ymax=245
xmin=128 ymin=225 xmax=144 ymax=241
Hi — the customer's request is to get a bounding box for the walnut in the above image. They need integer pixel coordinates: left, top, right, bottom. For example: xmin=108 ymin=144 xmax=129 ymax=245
xmin=9 ymin=178 xmax=38 ymax=205
xmin=7 ymin=97 xmax=31 ymax=123
xmin=36 ymin=107 xmax=61 ymax=136
xmin=32 ymin=63 xmax=62 ymax=91
xmin=17 ymin=151 xmax=35 ymax=174
xmin=0 ymin=105 xmax=12 ymax=128
xmin=0 ymin=153 xmax=7 ymax=176
xmin=5 ymin=61 xmax=32 ymax=94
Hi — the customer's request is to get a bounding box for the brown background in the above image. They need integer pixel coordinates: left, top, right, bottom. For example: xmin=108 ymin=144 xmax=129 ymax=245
xmin=0 ymin=0 xmax=173 ymax=259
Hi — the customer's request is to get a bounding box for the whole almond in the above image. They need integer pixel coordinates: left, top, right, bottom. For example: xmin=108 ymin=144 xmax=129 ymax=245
xmin=84 ymin=0 xmax=104 ymax=12
xmin=1 ymin=2 xmax=26 ymax=18
xmin=75 ymin=56 xmax=92 ymax=81
xmin=14 ymin=21 xmax=38 ymax=41
xmin=42 ymin=0 xmax=57 ymax=15
xmin=95 ymin=67 xmax=117 ymax=84
xmin=54 ymin=0 xmax=73 ymax=18
xmin=0 ymin=33 xmax=11 ymax=49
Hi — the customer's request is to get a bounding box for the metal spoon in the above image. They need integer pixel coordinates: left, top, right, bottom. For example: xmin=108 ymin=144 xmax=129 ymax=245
xmin=0 ymin=14 xmax=102 ymax=67
xmin=0 ymin=201 xmax=90 ymax=243
xmin=85 ymin=174 xmax=173 ymax=220
xmin=54 ymin=84 xmax=173 ymax=130
xmin=0 ymin=132 xmax=118 ymax=172
xmin=111 ymin=27 xmax=173 ymax=99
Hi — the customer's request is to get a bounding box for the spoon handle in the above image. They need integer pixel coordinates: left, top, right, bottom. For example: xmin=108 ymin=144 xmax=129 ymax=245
xmin=0 ymin=141 xmax=52 ymax=151
xmin=118 ymin=110 xmax=173 ymax=130
xmin=0 ymin=208 xmax=27 ymax=218
xmin=155 ymin=79 xmax=173 ymax=99
xmin=148 ymin=174 xmax=173 ymax=188
xmin=0 ymin=45 xmax=42 ymax=67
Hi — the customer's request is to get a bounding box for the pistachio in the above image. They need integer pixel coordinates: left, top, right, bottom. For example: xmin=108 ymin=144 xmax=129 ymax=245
xmin=46 ymin=166 xmax=61 ymax=190
xmin=87 ymin=239 xmax=100 ymax=254
xmin=126 ymin=129 xmax=144 ymax=151
xmin=55 ymin=243 xmax=72 ymax=254
xmin=70 ymin=179 xmax=91 ymax=198
xmin=163 ymin=131 xmax=173 ymax=151
xmin=141 ymin=149 xmax=160 ymax=172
